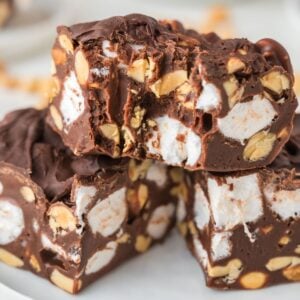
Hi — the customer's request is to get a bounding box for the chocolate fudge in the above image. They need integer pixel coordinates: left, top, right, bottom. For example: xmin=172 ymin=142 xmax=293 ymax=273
xmin=0 ymin=0 xmax=13 ymax=27
xmin=48 ymin=14 xmax=296 ymax=171
xmin=179 ymin=115 xmax=300 ymax=289
xmin=0 ymin=108 xmax=177 ymax=294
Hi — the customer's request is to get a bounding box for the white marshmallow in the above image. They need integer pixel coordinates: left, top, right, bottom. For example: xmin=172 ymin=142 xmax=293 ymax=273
xmin=87 ymin=188 xmax=127 ymax=237
xmin=176 ymin=198 xmax=186 ymax=222
xmin=91 ymin=67 xmax=110 ymax=77
xmin=192 ymin=236 xmax=208 ymax=268
xmin=145 ymin=163 xmax=167 ymax=187
xmin=264 ymin=185 xmax=300 ymax=220
xmin=117 ymin=63 xmax=128 ymax=69
xmin=218 ymin=95 xmax=277 ymax=143
xmin=102 ymin=40 xmax=118 ymax=58
xmin=41 ymin=234 xmax=80 ymax=264
xmin=32 ymin=219 xmax=39 ymax=233
xmin=130 ymin=44 xmax=145 ymax=52
xmin=196 ymin=80 xmax=221 ymax=112
xmin=211 ymin=232 xmax=232 ymax=262
xmin=194 ymin=184 xmax=210 ymax=230
xmin=85 ymin=241 xmax=117 ymax=275
xmin=0 ymin=200 xmax=24 ymax=245
xmin=147 ymin=203 xmax=175 ymax=239
xmin=74 ymin=185 xmax=97 ymax=234
xmin=146 ymin=116 xmax=201 ymax=167
xmin=208 ymin=174 xmax=263 ymax=235
xmin=60 ymin=71 xmax=85 ymax=128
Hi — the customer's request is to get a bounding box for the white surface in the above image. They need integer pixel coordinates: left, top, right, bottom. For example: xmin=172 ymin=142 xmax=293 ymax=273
xmin=0 ymin=0 xmax=300 ymax=299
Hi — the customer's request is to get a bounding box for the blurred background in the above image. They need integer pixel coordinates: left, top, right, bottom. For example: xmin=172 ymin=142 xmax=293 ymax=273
xmin=0 ymin=0 xmax=300 ymax=113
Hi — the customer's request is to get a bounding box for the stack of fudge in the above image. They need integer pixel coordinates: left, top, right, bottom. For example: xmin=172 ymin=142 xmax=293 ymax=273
xmin=0 ymin=14 xmax=299 ymax=293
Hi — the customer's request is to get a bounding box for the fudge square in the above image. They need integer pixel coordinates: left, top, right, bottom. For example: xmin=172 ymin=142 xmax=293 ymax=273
xmin=48 ymin=13 xmax=297 ymax=171
xmin=0 ymin=108 xmax=178 ymax=294
xmin=179 ymin=114 xmax=300 ymax=290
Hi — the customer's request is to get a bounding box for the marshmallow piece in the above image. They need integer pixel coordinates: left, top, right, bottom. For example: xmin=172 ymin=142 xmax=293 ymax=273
xmin=218 ymin=95 xmax=277 ymax=143
xmin=194 ymin=183 xmax=210 ymax=230
xmin=145 ymin=163 xmax=167 ymax=187
xmin=41 ymin=234 xmax=81 ymax=264
xmin=0 ymin=199 xmax=24 ymax=245
xmin=196 ymin=80 xmax=221 ymax=112
xmin=146 ymin=115 xmax=202 ymax=167
xmin=211 ymin=232 xmax=232 ymax=262
xmin=102 ymin=40 xmax=118 ymax=58
xmin=88 ymin=188 xmax=127 ymax=237
xmin=91 ymin=67 xmax=110 ymax=77
xmin=147 ymin=203 xmax=175 ymax=239
xmin=208 ymin=174 xmax=263 ymax=231
xmin=74 ymin=185 xmax=97 ymax=234
xmin=176 ymin=198 xmax=186 ymax=223
xmin=264 ymin=185 xmax=300 ymax=220
xmin=85 ymin=241 xmax=118 ymax=275
xmin=0 ymin=181 xmax=3 ymax=194
xmin=60 ymin=71 xmax=85 ymax=128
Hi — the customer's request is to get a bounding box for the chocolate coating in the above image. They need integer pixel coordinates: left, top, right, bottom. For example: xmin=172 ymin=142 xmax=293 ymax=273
xmin=256 ymin=38 xmax=294 ymax=79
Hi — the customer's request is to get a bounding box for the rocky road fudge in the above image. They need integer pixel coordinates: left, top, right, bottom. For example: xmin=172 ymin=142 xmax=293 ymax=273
xmin=179 ymin=115 xmax=300 ymax=289
xmin=0 ymin=108 xmax=177 ymax=294
xmin=48 ymin=13 xmax=296 ymax=171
